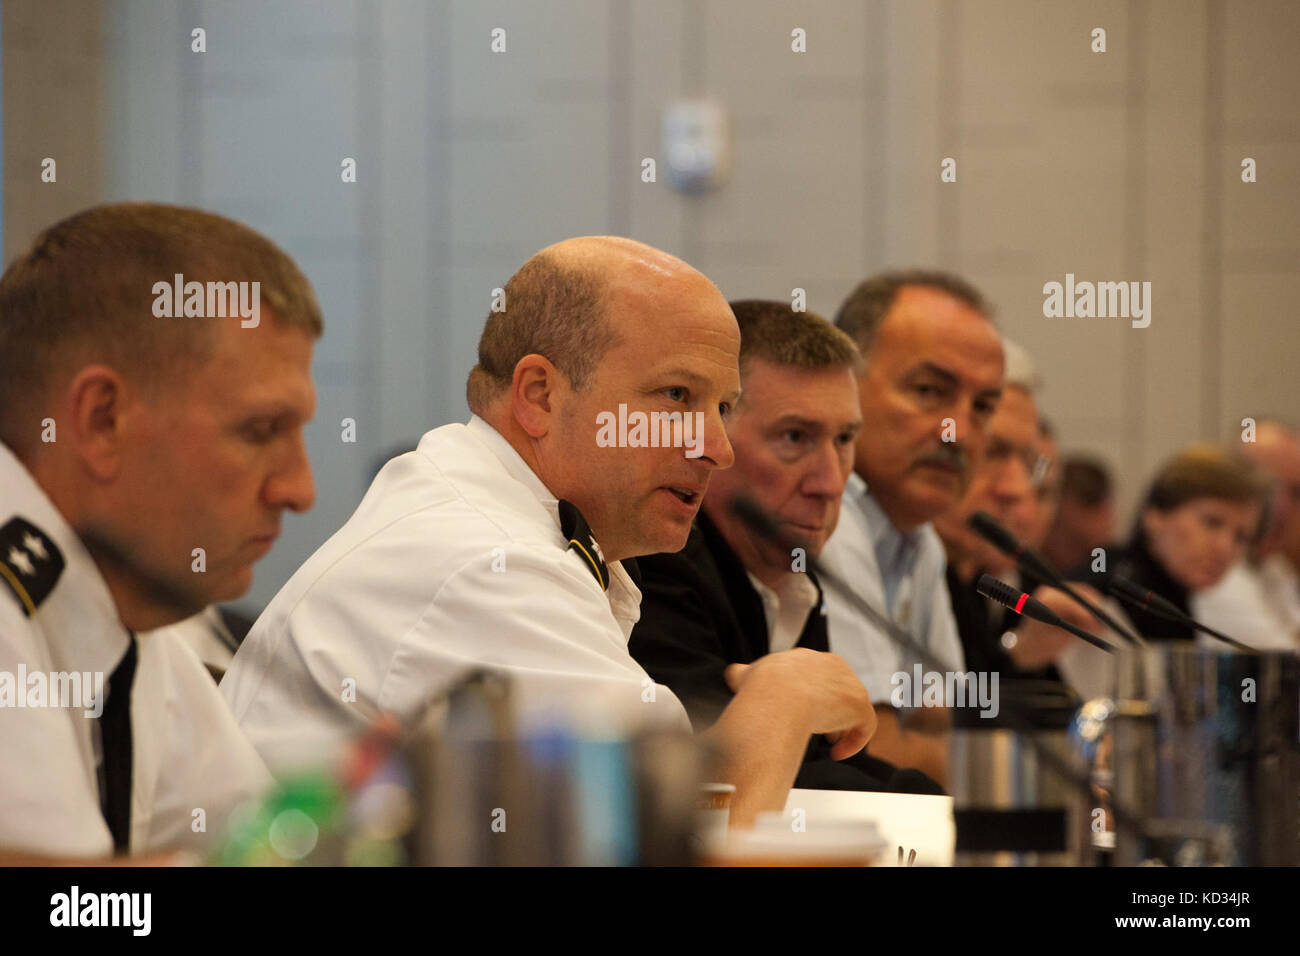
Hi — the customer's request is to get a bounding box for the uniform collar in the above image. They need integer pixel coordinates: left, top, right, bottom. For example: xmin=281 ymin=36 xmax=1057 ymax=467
xmin=0 ymin=442 xmax=130 ymax=675
xmin=467 ymin=415 xmax=558 ymax=515
xmin=464 ymin=416 xmax=642 ymax=621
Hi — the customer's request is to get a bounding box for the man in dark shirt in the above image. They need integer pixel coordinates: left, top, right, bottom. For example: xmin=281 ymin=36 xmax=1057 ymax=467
xmin=631 ymin=300 xmax=942 ymax=793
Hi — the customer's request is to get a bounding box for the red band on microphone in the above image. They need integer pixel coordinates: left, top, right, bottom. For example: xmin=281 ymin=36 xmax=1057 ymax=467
xmin=1014 ymin=592 xmax=1028 ymax=614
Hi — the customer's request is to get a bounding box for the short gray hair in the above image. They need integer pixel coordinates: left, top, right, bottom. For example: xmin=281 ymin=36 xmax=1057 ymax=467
xmin=1001 ymin=338 xmax=1039 ymax=393
xmin=834 ymin=269 xmax=993 ymax=356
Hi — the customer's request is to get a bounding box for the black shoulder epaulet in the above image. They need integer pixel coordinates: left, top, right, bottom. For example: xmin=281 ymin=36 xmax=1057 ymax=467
xmin=0 ymin=516 xmax=65 ymax=616
xmin=558 ymin=499 xmax=610 ymax=591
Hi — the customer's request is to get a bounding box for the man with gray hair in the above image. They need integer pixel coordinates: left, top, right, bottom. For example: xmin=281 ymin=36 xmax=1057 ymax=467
xmin=820 ymin=270 xmax=1005 ymax=786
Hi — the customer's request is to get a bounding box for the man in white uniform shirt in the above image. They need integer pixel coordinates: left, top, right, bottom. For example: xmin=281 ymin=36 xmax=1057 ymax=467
xmin=223 ymin=237 xmax=877 ymax=825
xmin=819 ymin=271 xmax=1005 ymax=785
xmin=0 ymin=203 xmax=320 ymax=860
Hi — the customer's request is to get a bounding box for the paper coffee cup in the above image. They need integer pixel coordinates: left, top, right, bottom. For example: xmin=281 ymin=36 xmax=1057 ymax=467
xmin=695 ymin=782 xmax=737 ymax=846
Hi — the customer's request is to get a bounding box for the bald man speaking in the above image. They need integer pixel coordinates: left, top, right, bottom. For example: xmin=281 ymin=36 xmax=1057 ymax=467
xmin=222 ymin=237 xmax=876 ymax=824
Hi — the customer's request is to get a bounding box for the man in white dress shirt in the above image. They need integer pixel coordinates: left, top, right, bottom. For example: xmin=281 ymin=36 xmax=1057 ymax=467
xmin=223 ymin=237 xmax=877 ymax=825
xmin=819 ymin=271 xmax=1005 ymax=785
xmin=0 ymin=203 xmax=320 ymax=860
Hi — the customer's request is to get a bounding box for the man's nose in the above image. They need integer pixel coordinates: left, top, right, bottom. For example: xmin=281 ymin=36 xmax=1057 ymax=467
xmin=993 ymin=452 xmax=1035 ymax=503
xmin=698 ymin=408 xmax=735 ymax=470
xmin=265 ymin=435 xmax=316 ymax=513
xmin=803 ymin=440 xmax=848 ymax=498
xmin=942 ymin=402 xmax=982 ymax=452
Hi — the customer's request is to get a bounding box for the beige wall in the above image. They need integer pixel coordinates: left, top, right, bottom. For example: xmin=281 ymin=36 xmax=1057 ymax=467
xmin=2 ymin=0 xmax=104 ymax=257
xmin=4 ymin=0 xmax=1298 ymax=611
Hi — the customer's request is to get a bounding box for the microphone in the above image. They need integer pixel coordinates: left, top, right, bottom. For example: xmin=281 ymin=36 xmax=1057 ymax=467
xmin=729 ymin=496 xmax=913 ymax=659
xmin=968 ymin=511 xmax=1055 ymax=582
xmin=730 ymin=495 xmax=811 ymax=554
xmin=967 ymin=510 xmax=1146 ymax=646
xmin=725 ymin=494 xmax=1145 ymax=837
xmin=975 ymin=574 xmax=1115 ymax=653
xmin=1106 ymin=575 xmax=1253 ymax=652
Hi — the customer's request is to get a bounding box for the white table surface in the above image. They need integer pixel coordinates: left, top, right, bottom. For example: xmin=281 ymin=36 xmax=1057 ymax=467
xmin=778 ymin=788 xmax=956 ymax=866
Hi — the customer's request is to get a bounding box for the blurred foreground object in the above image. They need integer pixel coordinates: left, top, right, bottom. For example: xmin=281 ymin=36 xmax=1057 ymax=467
xmin=215 ymin=671 xmax=716 ymax=866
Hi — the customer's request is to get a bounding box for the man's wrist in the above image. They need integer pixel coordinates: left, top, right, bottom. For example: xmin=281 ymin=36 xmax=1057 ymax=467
xmin=733 ymin=660 xmax=819 ymax=732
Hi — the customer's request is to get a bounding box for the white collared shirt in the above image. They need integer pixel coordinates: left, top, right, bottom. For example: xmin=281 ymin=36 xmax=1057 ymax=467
xmin=221 ymin=416 xmax=690 ymax=775
xmin=746 ymin=571 xmax=821 ymax=654
xmin=817 ymin=474 xmax=964 ymax=702
xmin=1192 ymin=558 xmax=1300 ymax=651
xmin=143 ymin=606 xmax=239 ymax=677
xmin=0 ymin=442 xmax=271 ymax=857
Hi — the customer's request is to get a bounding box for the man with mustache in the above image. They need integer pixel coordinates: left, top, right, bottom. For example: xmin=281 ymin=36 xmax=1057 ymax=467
xmin=819 ymin=271 xmax=1005 ymax=785
xmin=630 ymin=301 xmax=937 ymax=793
xmin=930 ymin=341 xmax=1090 ymax=705
xmin=223 ymin=238 xmax=877 ymax=826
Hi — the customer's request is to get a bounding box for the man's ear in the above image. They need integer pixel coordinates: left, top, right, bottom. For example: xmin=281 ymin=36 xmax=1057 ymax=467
xmin=510 ymin=353 xmax=563 ymax=439
xmin=63 ymin=364 xmax=132 ymax=481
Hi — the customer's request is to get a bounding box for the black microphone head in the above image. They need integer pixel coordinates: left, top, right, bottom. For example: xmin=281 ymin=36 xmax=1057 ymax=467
xmin=969 ymin=510 xmax=1065 ymax=586
xmin=727 ymin=495 xmax=811 ymax=551
xmin=974 ymin=573 xmax=1020 ymax=608
xmin=728 ymin=495 xmax=781 ymax=540
xmin=975 ymin=573 xmax=1062 ymax=628
xmin=968 ymin=510 xmax=1021 ymax=557
xmin=1108 ymin=575 xmax=1181 ymax=618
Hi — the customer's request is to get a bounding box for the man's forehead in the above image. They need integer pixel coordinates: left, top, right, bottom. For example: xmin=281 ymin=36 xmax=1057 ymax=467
xmin=876 ymin=293 xmax=1001 ymax=365
xmin=992 ymin=387 xmax=1039 ymax=435
xmin=196 ymin=320 xmax=315 ymax=394
xmin=743 ymin=360 xmax=858 ymax=417
xmin=608 ymin=290 xmax=740 ymax=370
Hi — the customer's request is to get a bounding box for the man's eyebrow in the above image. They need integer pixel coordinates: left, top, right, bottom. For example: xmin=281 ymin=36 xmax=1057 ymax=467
xmin=651 ymin=367 xmax=741 ymax=403
xmin=769 ymin=415 xmax=863 ymax=433
xmin=907 ymin=362 xmax=1002 ymax=402
xmin=236 ymin=400 xmax=311 ymax=421
xmin=909 ymin=362 xmax=960 ymax=387
xmin=652 ymin=367 xmax=712 ymax=386
xmin=770 ymin=415 xmax=823 ymax=432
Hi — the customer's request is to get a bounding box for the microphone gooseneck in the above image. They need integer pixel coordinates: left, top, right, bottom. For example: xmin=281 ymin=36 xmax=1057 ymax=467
xmin=1106 ymin=575 xmax=1253 ymax=652
xmin=726 ymin=494 xmax=1143 ymax=837
xmin=975 ymin=574 xmax=1115 ymax=653
xmin=967 ymin=510 xmax=1147 ymax=647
